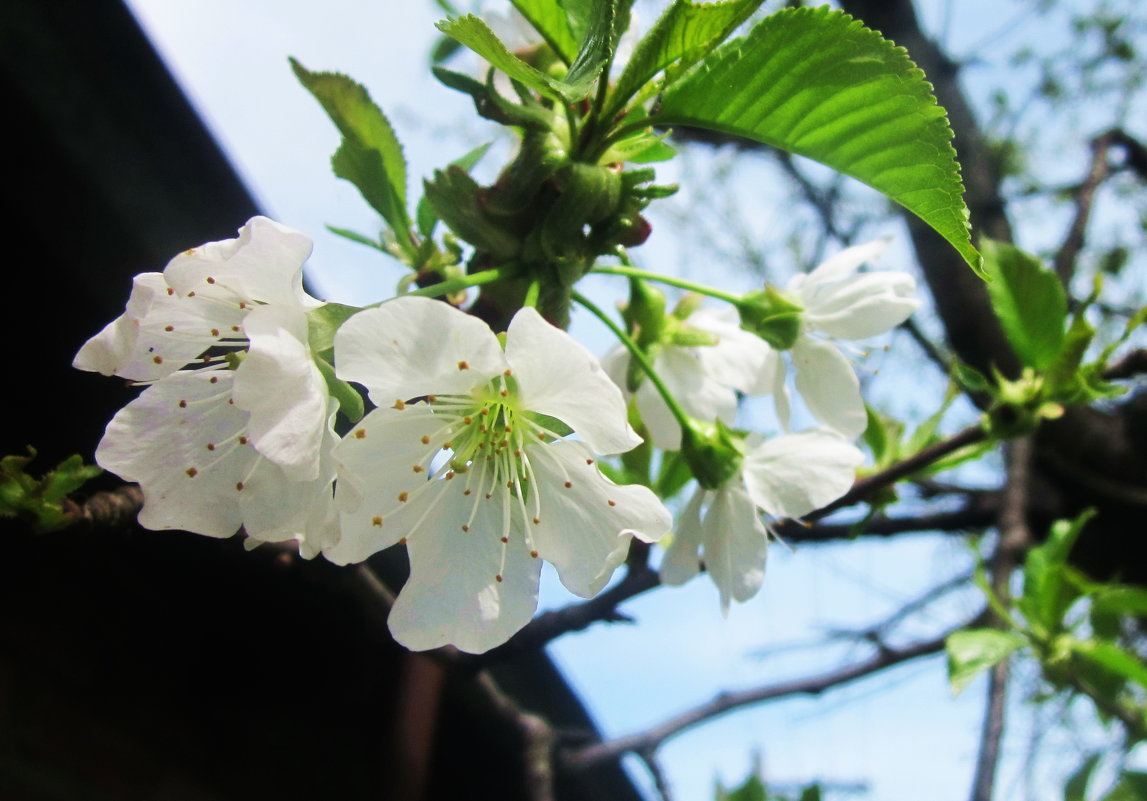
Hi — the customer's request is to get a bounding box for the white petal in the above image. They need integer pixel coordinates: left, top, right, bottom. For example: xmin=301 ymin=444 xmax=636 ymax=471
xmin=793 ymin=239 xmax=889 ymax=293
xmin=527 ymin=440 xmax=671 ymax=597
xmin=388 ymin=488 xmax=542 ymax=653
xmin=659 ymin=488 xmax=706 ymax=587
xmin=636 ymin=348 xmax=737 ymax=451
xmin=702 ymin=482 xmax=770 ymax=613
xmin=327 ymin=404 xmax=446 ymax=564
xmin=805 ymin=272 xmax=919 ymax=340
xmin=232 ymin=305 xmax=328 ymax=480
xmin=506 ymin=307 xmax=641 ymax=455
xmin=741 ymin=430 xmax=863 ymax=519
xmin=95 ymin=371 xmax=252 ymax=537
xmin=772 ymin=356 xmax=792 ymax=432
xmin=164 ymin=216 xmax=319 ymax=309
xmin=689 ymin=307 xmax=777 ymax=396
xmin=74 ymin=273 xmax=236 ymax=380
xmin=335 ymin=296 xmax=506 ymax=406
xmin=792 ymin=338 xmax=866 ymax=437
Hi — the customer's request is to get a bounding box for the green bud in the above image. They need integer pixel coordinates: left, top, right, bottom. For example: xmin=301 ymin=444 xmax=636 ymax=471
xmin=667 ymin=322 xmax=719 ymax=348
xmin=680 ymin=419 xmax=746 ymax=490
xmin=737 ymin=286 xmax=805 ymax=350
xmin=671 ymin=292 xmax=703 ymax=321
xmin=622 ymin=278 xmax=667 ymax=349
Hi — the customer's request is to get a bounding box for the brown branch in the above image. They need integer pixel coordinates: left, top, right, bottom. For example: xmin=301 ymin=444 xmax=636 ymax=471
xmin=776 ymin=498 xmax=997 ymax=544
xmin=810 ymin=423 xmax=989 ymax=521
xmin=1053 ymin=131 xmax=1117 ymax=285
xmin=564 ymin=622 xmax=976 ymax=771
xmin=969 ymin=436 xmax=1034 ymax=801
xmin=476 ymin=671 xmax=558 ymax=801
xmin=69 ymin=484 xmax=143 ymax=529
xmin=1102 ymin=348 xmax=1147 ymax=381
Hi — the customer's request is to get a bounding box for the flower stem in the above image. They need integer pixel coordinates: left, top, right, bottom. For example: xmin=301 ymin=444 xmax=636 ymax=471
xmin=406 ymin=266 xmax=511 ymax=300
xmin=571 ymin=291 xmax=693 ymax=432
xmin=523 ymin=278 xmax=542 ymax=309
xmin=590 ymin=265 xmax=743 ymax=306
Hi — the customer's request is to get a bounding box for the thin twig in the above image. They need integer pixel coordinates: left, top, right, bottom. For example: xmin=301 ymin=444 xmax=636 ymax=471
xmin=68 ymin=484 xmax=143 ymax=528
xmin=969 ymin=436 xmax=1034 ymax=801
xmin=776 ymin=499 xmax=997 ymax=544
xmin=810 ymin=424 xmax=989 ymax=521
xmin=1102 ymin=348 xmax=1147 ymax=381
xmin=1053 ymin=131 xmax=1116 ymax=285
xmin=564 ymin=621 xmax=979 ymax=770
xmin=637 ymin=748 xmax=676 ymax=801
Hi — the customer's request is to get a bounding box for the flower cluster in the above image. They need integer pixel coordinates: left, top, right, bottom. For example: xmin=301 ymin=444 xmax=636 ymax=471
xmin=606 ymin=242 xmax=918 ymax=610
xmin=77 ymin=217 xmax=918 ymax=650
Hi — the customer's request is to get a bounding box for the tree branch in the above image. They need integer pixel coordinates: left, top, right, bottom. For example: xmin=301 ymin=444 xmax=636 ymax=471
xmin=1053 ymin=131 xmax=1118 ymax=285
xmin=564 ymin=620 xmax=979 ymax=770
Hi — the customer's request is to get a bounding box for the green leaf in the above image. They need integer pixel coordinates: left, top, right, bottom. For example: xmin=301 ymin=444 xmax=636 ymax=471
xmin=509 ymin=0 xmax=579 ymax=62
xmin=980 ymin=239 xmax=1068 ymax=370
xmin=416 ymin=142 xmax=492 ymax=237
xmin=946 ymin=628 xmax=1026 ymax=695
xmin=715 ymin=772 xmax=767 ymax=801
xmin=610 ymin=0 xmax=763 ymax=117
xmin=326 ymin=225 xmax=386 ymax=252
xmin=657 ymin=7 xmax=981 ymax=276
xmin=307 ymin=302 xmax=363 ymax=357
xmin=1103 ymin=772 xmax=1147 ymax=801
xmin=1064 ymin=754 xmax=1102 ymax=801
xmin=314 ymin=356 xmax=365 ymax=424
xmin=1093 ymin=587 xmax=1147 ymax=619
xmin=1072 ymin=640 xmax=1147 ymax=691
xmin=563 ymin=0 xmax=619 ymax=95
xmin=424 ymin=166 xmax=522 ymax=258
xmin=1020 ymin=511 xmax=1094 ymax=633
xmin=0 ymin=448 xmax=102 ymax=533
xmin=291 ymin=59 xmax=413 ymax=252
xmin=438 ymin=15 xmax=585 ymax=102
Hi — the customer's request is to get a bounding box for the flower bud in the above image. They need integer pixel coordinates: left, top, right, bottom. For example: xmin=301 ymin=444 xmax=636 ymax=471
xmin=680 ymin=419 xmax=745 ymax=490
xmin=737 ymin=286 xmax=805 ymax=350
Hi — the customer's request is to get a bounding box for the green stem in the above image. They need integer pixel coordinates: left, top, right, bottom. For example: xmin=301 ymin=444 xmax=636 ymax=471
xmin=571 ymin=290 xmax=693 ymax=432
xmin=523 ymin=278 xmax=542 ymax=309
xmin=406 ymin=266 xmax=512 ymax=299
xmin=590 ymin=264 xmax=743 ymax=305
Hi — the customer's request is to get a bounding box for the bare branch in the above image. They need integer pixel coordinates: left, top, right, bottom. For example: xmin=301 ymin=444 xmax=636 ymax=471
xmin=969 ymin=437 xmax=1034 ymax=801
xmin=637 ymin=748 xmax=676 ymax=801
xmin=1053 ymin=131 xmax=1118 ymax=285
xmin=476 ymin=671 xmax=558 ymax=801
xmin=564 ymin=621 xmax=979 ymax=770
xmin=1102 ymin=348 xmax=1147 ymax=381
xmin=777 ymin=498 xmax=996 ymax=544
xmin=68 ymin=484 xmax=143 ymax=529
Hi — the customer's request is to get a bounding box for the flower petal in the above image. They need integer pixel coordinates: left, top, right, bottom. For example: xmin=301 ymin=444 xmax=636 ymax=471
xmin=328 ymin=404 xmax=446 ymax=564
xmin=164 ymin=216 xmax=319 ymax=309
xmin=741 ymin=430 xmax=863 ymax=519
xmin=232 ymin=305 xmax=329 ymax=480
xmin=73 ymin=272 xmax=237 ymax=380
xmin=387 ymin=488 xmax=542 ymax=653
xmin=792 ymin=338 xmax=866 ymax=437
xmin=335 ymin=296 xmax=505 ymax=406
xmin=506 ymin=307 xmax=641 ymax=455
xmin=792 ymin=239 xmax=889 ymax=292
xmin=689 ymin=307 xmax=777 ymax=396
xmin=702 ymin=482 xmax=769 ymax=613
xmin=659 ymin=488 xmax=706 ymax=587
xmin=636 ymin=347 xmax=737 ymax=451
xmin=527 ymin=440 xmax=670 ymax=597
xmin=804 ymin=272 xmax=919 ymax=340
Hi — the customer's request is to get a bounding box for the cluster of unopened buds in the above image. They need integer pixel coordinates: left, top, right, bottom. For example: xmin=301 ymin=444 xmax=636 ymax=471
xmin=76 ymin=216 xmax=919 ymax=653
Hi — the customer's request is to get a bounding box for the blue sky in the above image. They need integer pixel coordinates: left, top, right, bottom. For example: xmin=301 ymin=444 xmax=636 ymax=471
xmin=121 ymin=2 xmax=1125 ymax=798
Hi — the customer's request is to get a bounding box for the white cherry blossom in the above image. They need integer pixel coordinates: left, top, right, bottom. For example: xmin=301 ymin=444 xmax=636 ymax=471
xmin=772 ymin=241 xmax=919 ymax=437
xmin=604 ymin=306 xmax=775 ymax=451
xmin=74 ymin=216 xmax=330 ymax=480
xmin=661 ymin=430 xmax=863 ymax=612
xmin=75 ymin=217 xmax=340 ymax=553
xmin=330 ymin=296 xmax=671 ymax=653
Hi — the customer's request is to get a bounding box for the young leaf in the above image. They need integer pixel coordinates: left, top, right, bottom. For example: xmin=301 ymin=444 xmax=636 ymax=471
xmin=290 ymin=60 xmax=414 ymax=252
xmin=437 ymin=15 xmax=582 ymax=102
xmin=946 ymin=628 xmax=1026 ymax=695
xmin=1020 ymin=511 xmax=1094 ymax=633
xmin=1072 ymin=640 xmax=1147 ymax=691
xmin=0 ymin=449 xmax=102 ymax=532
xmin=657 ymin=7 xmax=982 ymax=277
xmin=609 ymin=0 xmax=763 ymax=117
xmin=416 ymin=142 xmax=492 ymax=237
xmin=510 ymin=0 xmax=579 ymax=63
xmin=980 ymin=239 xmax=1068 ymax=371
xmin=314 ymin=356 xmax=365 ymax=424
xmin=563 ymin=0 xmax=620 ymax=95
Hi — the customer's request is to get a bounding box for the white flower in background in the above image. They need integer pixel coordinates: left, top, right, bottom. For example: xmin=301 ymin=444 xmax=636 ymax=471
xmin=331 ymin=296 xmax=671 ymax=653
xmin=661 ymin=430 xmax=863 ymax=612
xmin=604 ymin=306 xmax=776 ymax=451
xmin=773 ymin=240 xmax=919 ymax=438
xmin=74 ymin=217 xmax=339 ymax=552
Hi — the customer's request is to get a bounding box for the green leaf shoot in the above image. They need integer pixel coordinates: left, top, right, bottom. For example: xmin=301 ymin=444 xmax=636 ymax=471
xmin=946 ymin=628 xmax=1026 ymax=696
